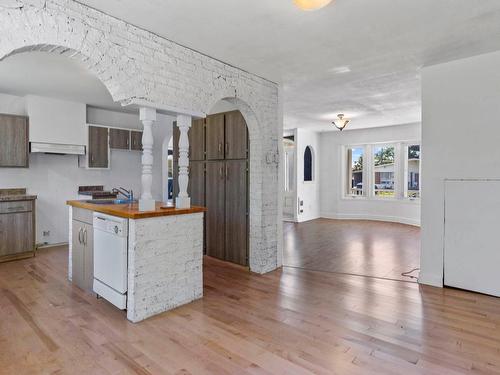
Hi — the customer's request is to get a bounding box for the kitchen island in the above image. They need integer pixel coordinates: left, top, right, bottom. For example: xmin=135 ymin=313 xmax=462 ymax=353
xmin=67 ymin=200 xmax=206 ymax=323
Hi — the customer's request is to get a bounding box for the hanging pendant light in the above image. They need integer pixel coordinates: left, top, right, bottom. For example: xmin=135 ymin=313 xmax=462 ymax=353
xmin=294 ymin=0 xmax=334 ymax=11
xmin=332 ymin=114 xmax=350 ymax=131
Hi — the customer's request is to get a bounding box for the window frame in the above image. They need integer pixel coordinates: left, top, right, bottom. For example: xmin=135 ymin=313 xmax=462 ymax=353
xmin=344 ymin=145 xmax=367 ymax=198
xmin=303 ymin=145 xmax=315 ymax=183
xmin=342 ymin=141 xmax=420 ymax=203
xmin=403 ymin=142 xmax=421 ymax=201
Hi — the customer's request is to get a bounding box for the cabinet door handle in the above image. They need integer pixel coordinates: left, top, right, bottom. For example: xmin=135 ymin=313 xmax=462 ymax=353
xmin=225 ymin=143 xmax=229 ymax=154
xmin=219 ymin=166 xmax=223 ymax=179
xmin=225 ymin=165 xmax=229 ymax=180
xmin=218 ymin=142 xmax=222 ymax=154
xmin=83 ymin=228 xmax=87 ymax=246
xmin=78 ymin=228 xmax=83 ymax=244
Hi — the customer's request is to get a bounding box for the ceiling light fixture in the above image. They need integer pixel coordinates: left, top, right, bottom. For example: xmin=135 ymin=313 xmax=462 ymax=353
xmin=294 ymin=0 xmax=334 ymax=11
xmin=332 ymin=114 xmax=350 ymax=131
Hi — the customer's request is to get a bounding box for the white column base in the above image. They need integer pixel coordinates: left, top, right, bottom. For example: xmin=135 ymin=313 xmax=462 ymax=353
xmin=175 ymin=197 xmax=191 ymax=209
xmin=139 ymin=198 xmax=155 ymax=212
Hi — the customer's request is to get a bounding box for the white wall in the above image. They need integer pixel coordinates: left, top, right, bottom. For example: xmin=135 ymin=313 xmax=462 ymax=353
xmin=420 ymin=50 xmax=500 ymax=287
xmin=295 ymin=128 xmax=321 ymax=222
xmin=319 ymin=123 xmax=421 ymax=226
xmin=0 ymin=94 xmax=173 ymax=245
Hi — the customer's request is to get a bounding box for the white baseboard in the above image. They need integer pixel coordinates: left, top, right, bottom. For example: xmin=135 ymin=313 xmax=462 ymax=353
xmin=320 ymin=212 xmax=421 ymax=227
xmin=418 ymin=271 xmax=443 ymax=287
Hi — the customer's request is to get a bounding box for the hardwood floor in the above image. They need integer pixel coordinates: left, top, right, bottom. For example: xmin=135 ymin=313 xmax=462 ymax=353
xmin=1 ymin=246 xmax=500 ymax=374
xmin=284 ymin=219 xmax=421 ymax=281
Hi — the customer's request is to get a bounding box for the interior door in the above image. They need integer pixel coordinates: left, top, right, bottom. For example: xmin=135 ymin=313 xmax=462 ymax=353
xmin=224 ymin=160 xmax=248 ymax=266
xmin=225 ymin=111 xmax=248 ymax=160
xmin=206 ymin=113 xmax=225 ymax=160
xmin=205 ymin=161 xmax=225 ymax=260
xmin=189 ymin=119 xmax=205 ymax=161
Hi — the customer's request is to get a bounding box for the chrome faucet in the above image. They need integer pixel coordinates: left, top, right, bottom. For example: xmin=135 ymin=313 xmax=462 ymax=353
xmin=113 ymin=187 xmax=134 ymax=201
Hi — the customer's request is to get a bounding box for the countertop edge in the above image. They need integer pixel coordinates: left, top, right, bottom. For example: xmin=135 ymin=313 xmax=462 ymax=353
xmin=66 ymin=200 xmax=206 ymax=219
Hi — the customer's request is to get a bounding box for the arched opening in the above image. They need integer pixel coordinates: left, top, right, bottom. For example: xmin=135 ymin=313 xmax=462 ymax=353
xmin=304 ymin=145 xmax=314 ymax=182
xmin=172 ymin=98 xmax=252 ymax=266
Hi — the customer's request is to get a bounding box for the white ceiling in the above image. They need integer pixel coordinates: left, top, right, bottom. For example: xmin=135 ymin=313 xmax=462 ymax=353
xmin=3 ymin=1 xmax=500 ymax=131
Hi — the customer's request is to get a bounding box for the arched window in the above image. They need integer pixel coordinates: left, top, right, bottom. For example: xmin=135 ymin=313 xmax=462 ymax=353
xmin=304 ymin=146 xmax=314 ymax=182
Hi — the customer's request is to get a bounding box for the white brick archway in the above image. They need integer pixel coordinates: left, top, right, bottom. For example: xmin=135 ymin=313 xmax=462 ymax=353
xmin=0 ymin=0 xmax=280 ymax=274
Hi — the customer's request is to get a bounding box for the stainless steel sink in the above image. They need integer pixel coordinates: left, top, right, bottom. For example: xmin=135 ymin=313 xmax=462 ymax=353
xmin=85 ymin=199 xmax=136 ymax=205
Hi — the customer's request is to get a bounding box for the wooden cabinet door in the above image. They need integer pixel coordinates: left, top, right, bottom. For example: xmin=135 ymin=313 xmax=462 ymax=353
xmin=71 ymin=220 xmax=85 ymax=289
xmin=205 ymin=161 xmax=225 ymax=260
xmin=109 ymin=128 xmax=130 ymax=150
xmin=224 ymin=160 xmax=248 ymax=266
xmin=88 ymin=126 xmax=109 ymax=168
xmin=189 ymin=119 xmax=205 ymax=161
xmin=0 ymin=212 xmax=33 ymax=257
xmin=206 ymin=113 xmax=225 ymax=160
xmin=131 ymin=130 xmax=143 ymax=151
xmin=0 ymin=114 xmax=28 ymax=167
xmin=188 ymin=161 xmax=205 ymax=206
xmin=173 ymin=122 xmax=180 ymax=200
xmin=225 ymin=111 xmax=248 ymax=160
xmin=83 ymin=223 xmax=94 ymax=292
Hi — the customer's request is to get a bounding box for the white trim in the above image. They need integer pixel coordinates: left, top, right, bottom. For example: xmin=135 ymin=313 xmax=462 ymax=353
xmin=320 ymin=211 xmax=421 ymax=227
xmin=121 ymin=98 xmax=205 ymax=119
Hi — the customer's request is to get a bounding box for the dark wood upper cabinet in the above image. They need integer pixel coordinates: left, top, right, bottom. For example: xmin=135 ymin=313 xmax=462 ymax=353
xmin=206 ymin=113 xmax=225 ymax=160
xmin=224 ymin=111 xmax=248 ymax=160
xmin=0 ymin=114 xmax=29 ymax=168
xmin=224 ymin=160 xmax=248 ymax=266
xmin=189 ymin=119 xmax=205 ymax=161
xmin=130 ymin=130 xmax=143 ymax=151
xmin=205 ymin=161 xmax=225 ymax=260
xmin=109 ymin=128 xmax=130 ymax=150
xmin=88 ymin=126 xmax=109 ymax=168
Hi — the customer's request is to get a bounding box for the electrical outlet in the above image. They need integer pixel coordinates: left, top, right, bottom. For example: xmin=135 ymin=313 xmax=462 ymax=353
xmin=43 ymin=231 xmax=50 ymax=237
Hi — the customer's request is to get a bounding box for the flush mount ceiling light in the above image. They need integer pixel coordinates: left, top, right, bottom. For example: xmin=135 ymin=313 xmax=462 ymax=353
xmin=294 ymin=0 xmax=334 ymax=11
xmin=332 ymin=114 xmax=350 ymax=131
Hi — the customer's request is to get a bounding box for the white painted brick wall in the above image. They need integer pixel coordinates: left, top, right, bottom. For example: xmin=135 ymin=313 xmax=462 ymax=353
xmin=0 ymin=0 xmax=281 ymax=274
xmin=127 ymin=213 xmax=204 ymax=322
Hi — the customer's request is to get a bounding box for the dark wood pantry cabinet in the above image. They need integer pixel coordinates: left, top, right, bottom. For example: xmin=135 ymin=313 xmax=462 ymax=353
xmin=174 ymin=110 xmax=249 ymax=266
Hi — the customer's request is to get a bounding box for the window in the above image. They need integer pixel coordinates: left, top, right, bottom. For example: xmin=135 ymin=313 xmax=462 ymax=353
xmin=304 ymin=146 xmax=313 ymax=182
xmin=346 ymin=147 xmax=364 ymax=196
xmin=405 ymin=144 xmax=420 ymax=199
xmin=373 ymin=145 xmax=395 ymax=198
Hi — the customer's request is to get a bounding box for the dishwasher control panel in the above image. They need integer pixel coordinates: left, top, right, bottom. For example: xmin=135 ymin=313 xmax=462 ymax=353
xmin=93 ymin=213 xmax=128 ymax=237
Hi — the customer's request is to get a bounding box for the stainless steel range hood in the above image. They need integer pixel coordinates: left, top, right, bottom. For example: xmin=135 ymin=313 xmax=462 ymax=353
xmin=30 ymin=142 xmax=85 ymax=155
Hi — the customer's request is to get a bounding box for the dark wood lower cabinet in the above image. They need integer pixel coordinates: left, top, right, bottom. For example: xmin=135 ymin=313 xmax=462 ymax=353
xmin=224 ymin=160 xmax=248 ymax=266
xmin=205 ymin=161 xmax=225 ymax=260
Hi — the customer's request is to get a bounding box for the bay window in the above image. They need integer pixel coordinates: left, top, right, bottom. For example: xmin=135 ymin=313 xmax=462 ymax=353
xmin=346 ymin=147 xmax=364 ymax=196
xmin=373 ymin=145 xmax=396 ymax=198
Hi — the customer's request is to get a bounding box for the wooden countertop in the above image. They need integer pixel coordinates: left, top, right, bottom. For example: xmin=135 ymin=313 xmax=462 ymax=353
xmin=67 ymin=200 xmax=206 ymax=219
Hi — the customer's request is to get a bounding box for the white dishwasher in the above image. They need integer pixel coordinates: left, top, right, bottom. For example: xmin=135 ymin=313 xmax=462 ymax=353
xmin=93 ymin=212 xmax=128 ymax=309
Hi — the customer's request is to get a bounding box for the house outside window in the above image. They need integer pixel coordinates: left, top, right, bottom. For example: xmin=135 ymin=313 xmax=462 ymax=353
xmin=373 ymin=145 xmax=396 ymax=198
xmin=346 ymin=147 xmax=364 ymax=196
xmin=405 ymin=144 xmax=420 ymax=199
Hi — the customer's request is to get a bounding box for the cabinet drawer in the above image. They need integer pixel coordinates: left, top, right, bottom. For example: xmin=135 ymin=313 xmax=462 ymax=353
xmin=72 ymin=207 xmax=93 ymax=225
xmin=0 ymin=200 xmax=32 ymax=214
